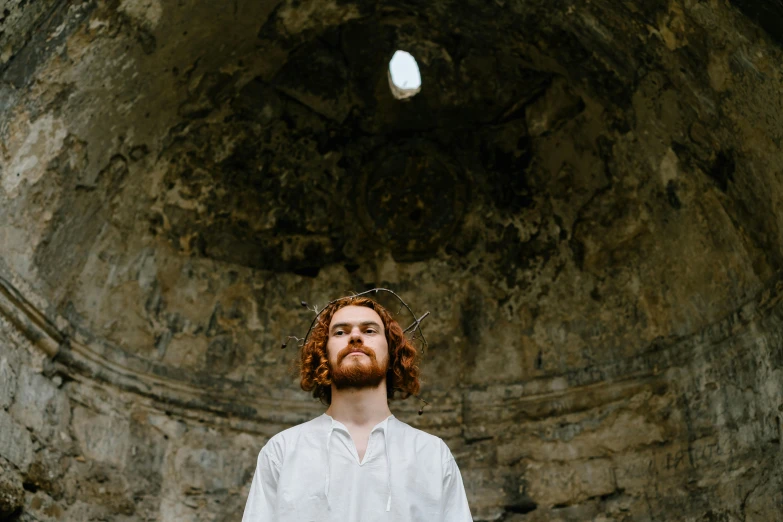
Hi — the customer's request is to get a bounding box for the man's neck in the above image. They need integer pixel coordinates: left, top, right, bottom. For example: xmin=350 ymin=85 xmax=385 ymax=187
xmin=325 ymin=382 xmax=392 ymax=428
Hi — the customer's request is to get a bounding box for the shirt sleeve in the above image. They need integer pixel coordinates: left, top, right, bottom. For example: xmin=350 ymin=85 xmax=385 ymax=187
xmin=241 ymin=444 xmax=281 ymax=522
xmin=442 ymin=455 xmax=473 ymax=521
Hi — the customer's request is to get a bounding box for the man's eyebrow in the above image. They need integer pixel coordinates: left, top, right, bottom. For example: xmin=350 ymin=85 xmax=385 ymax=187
xmin=330 ymin=321 xmax=383 ymax=331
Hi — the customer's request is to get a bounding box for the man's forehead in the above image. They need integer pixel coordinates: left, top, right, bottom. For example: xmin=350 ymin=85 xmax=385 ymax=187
xmin=329 ymin=305 xmax=384 ymax=327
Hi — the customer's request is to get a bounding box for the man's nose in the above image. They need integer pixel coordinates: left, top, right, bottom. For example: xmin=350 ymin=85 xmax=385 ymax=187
xmin=348 ymin=327 xmax=363 ymax=341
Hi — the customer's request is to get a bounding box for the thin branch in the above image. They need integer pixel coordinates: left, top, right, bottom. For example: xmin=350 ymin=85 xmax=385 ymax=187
xmin=416 ymin=395 xmax=430 ymax=415
xmin=403 ymin=311 xmax=430 ymax=334
xmin=281 ymin=335 xmax=304 ymax=349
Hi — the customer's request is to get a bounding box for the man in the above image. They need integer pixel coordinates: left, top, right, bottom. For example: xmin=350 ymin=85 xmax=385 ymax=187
xmin=241 ymin=295 xmax=473 ymax=521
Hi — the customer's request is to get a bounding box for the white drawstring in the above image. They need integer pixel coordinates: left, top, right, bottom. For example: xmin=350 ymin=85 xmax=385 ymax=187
xmin=384 ymin=421 xmax=392 ymax=512
xmin=325 ymin=425 xmax=334 ymax=510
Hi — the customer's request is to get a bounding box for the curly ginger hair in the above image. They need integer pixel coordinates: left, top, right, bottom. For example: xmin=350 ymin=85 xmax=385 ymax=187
xmin=299 ymin=296 xmax=421 ymax=405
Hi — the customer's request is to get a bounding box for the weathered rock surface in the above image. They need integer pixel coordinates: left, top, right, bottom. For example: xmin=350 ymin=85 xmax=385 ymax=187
xmin=2 ymin=0 xmax=783 ymax=520
xmin=0 ymin=467 xmax=24 ymax=518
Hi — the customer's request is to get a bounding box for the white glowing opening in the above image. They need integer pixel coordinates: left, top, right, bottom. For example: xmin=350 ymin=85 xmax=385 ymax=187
xmin=388 ymin=50 xmax=421 ymax=99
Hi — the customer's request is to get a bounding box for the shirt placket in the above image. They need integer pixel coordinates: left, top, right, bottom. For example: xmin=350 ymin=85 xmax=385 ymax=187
xmin=361 ymin=431 xmax=376 ymax=465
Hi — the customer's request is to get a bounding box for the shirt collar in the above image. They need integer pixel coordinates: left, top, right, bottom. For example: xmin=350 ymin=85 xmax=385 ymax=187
xmin=322 ymin=413 xmax=394 ymax=434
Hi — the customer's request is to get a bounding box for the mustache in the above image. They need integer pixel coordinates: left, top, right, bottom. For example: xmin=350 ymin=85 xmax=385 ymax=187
xmin=337 ymin=343 xmax=375 ymax=363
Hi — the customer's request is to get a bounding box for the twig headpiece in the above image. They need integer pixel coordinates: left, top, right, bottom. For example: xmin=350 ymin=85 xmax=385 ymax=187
xmin=282 ymin=288 xmax=431 ymax=414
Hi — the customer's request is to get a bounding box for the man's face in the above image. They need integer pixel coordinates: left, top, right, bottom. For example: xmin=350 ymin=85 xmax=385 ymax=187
xmin=326 ymin=305 xmax=389 ymax=389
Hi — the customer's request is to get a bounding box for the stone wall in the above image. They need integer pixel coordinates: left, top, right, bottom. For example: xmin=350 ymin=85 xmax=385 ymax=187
xmin=0 ymin=312 xmax=265 ymax=521
xmin=1 ymin=274 xmax=782 ymax=521
xmin=2 ymin=0 xmax=783 ymax=520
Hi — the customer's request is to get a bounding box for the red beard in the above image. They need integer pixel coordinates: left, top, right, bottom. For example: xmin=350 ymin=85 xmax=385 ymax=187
xmin=331 ymin=343 xmax=388 ymax=390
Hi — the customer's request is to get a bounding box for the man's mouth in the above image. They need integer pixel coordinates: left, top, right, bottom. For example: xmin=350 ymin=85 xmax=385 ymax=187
xmin=340 ymin=345 xmax=371 ymax=362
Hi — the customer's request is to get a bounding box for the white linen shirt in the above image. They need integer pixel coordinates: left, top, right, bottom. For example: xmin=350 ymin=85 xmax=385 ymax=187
xmin=241 ymin=413 xmax=473 ymax=522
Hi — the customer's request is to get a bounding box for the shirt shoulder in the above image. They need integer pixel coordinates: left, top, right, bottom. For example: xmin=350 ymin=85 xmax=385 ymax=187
xmin=390 ymin=417 xmax=455 ymax=464
xmin=261 ymin=414 xmax=329 ymax=463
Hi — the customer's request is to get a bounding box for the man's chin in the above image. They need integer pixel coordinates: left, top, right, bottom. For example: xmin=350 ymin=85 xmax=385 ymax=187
xmin=333 ymin=376 xmax=386 ymax=390
xmin=332 ymin=358 xmax=388 ymax=390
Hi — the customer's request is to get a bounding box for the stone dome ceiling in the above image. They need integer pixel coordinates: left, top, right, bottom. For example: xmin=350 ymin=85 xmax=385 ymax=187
xmin=1 ymin=0 xmax=783 ymax=520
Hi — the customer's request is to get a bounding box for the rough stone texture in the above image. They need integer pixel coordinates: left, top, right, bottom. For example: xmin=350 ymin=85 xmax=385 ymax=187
xmin=0 ymin=465 xmax=24 ymax=518
xmin=0 ymin=0 xmax=62 ymax=66
xmin=0 ymin=409 xmax=34 ymax=473
xmin=0 ymin=355 xmax=16 ymax=409
xmin=1 ymin=0 xmax=783 ymax=520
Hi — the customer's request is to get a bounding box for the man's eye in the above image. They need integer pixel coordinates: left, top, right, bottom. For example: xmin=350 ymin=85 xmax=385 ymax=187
xmin=365 ymin=329 xmax=376 ymax=334
xmin=334 ymin=331 xmax=345 ymax=336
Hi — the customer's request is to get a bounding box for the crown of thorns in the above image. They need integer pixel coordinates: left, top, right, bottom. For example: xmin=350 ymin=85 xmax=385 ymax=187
xmin=281 ymin=288 xmax=431 ymax=414
xmin=281 ymin=287 xmax=430 ymax=353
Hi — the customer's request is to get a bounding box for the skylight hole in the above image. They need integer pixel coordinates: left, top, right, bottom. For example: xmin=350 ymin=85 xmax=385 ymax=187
xmin=388 ymin=50 xmax=422 ymax=100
